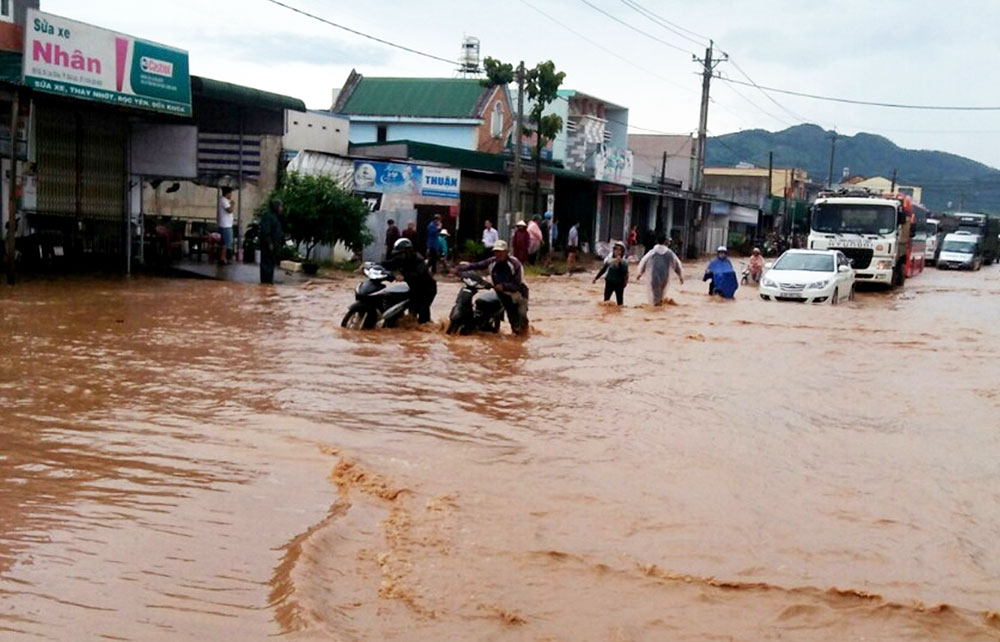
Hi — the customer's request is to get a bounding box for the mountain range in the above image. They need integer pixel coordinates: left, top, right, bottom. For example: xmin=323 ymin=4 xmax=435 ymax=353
xmin=706 ymin=124 xmax=1000 ymax=213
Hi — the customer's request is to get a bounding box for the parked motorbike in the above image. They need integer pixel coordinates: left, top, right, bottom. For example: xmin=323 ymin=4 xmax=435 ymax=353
xmin=446 ymin=273 xmax=505 ymax=335
xmin=341 ymin=262 xmax=412 ymax=329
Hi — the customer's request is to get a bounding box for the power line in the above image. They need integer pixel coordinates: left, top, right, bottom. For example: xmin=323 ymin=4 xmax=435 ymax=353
xmin=716 ymin=76 xmax=1000 ymax=111
xmin=724 ymin=59 xmax=811 ymax=125
xmin=575 ymin=0 xmax=696 ymax=55
xmin=617 ymin=0 xmax=711 ymax=46
xmin=518 ymin=0 xmax=695 ymax=96
xmin=261 ymin=0 xmax=456 ymax=65
xmin=718 ymin=76 xmax=796 ymax=128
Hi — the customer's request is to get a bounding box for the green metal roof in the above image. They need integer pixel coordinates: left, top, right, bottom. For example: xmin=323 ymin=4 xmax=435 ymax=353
xmin=0 ymin=51 xmax=22 ymax=85
xmin=191 ymin=76 xmax=305 ymax=112
xmin=350 ymin=140 xmax=507 ymax=174
xmin=339 ymin=77 xmax=486 ymax=118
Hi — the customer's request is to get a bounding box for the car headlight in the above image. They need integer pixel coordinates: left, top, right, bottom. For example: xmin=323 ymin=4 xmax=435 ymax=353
xmin=806 ymin=280 xmax=829 ymax=290
xmin=763 ymin=278 xmax=777 ymax=288
xmin=876 ymin=260 xmax=893 ymax=270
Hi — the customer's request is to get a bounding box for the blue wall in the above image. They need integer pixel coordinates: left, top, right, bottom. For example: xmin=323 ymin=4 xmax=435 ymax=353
xmin=349 ymin=122 xmax=478 ymax=150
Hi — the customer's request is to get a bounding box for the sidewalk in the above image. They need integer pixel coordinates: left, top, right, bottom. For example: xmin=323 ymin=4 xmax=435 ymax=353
xmin=170 ymin=260 xmax=310 ymax=285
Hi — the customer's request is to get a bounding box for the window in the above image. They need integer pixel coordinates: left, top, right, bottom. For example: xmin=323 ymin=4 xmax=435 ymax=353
xmin=377 ymin=125 xmax=387 ymax=143
xmin=490 ymin=101 xmax=504 ymax=138
xmin=0 ymin=0 xmax=11 ymax=23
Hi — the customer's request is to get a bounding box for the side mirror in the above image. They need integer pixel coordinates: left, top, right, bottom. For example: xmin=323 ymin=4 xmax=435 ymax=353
xmin=764 ymin=262 xmax=774 ymax=269
xmin=839 ymin=265 xmax=851 ymax=273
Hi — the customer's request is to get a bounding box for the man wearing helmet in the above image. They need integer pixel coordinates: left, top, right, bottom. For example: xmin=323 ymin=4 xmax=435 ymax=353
xmin=381 ymin=237 xmax=437 ymax=324
xmin=459 ymin=240 xmax=529 ymax=335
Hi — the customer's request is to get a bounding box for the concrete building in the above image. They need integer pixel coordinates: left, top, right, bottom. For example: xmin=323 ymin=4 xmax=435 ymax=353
xmin=283 ymin=110 xmax=350 ymax=158
xmin=332 ymin=71 xmax=514 ymax=155
xmin=844 ymin=175 xmax=923 ymax=204
xmin=702 ymin=167 xmax=811 ymax=251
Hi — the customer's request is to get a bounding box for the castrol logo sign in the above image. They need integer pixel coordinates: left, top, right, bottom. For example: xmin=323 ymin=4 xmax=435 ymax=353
xmin=140 ymin=56 xmax=173 ymax=77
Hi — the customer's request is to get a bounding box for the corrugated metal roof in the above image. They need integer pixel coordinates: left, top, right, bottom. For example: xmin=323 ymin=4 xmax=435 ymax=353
xmin=349 ymin=140 xmax=508 ymax=174
xmin=339 ymin=77 xmax=486 ymax=118
xmin=191 ymin=76 xmax=305 ymax=112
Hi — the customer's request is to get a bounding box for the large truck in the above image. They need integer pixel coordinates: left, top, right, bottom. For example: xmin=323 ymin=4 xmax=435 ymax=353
xmin=951 ymin=212 xmax=1000 ymax=265
xmin=808 ymin=188 xmax=916 ymax=287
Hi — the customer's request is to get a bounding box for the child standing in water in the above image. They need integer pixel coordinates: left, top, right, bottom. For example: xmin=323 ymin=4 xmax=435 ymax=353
xmin=593 ymin=241 xmax=629 ymax=305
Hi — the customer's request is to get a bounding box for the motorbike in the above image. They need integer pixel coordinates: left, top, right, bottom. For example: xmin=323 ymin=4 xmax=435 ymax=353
xmin=341 ymin=262 xmax=413 ymax=329
xmin=740 ymin=261 xmax=763 ymax=285
xmin=446 ymin=273 xmax=505 ymax=335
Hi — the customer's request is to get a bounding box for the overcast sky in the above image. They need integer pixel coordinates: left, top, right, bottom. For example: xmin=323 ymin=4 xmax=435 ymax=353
xmin=45 ymin=0 xmax=1000 ymax=169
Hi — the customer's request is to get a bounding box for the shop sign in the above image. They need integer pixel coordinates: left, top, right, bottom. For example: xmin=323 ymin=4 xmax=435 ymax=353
xmin=352 ymin=160 xmax=460 ymax=200
xmin=594 ymin=145 xmax=634 ymax=186
xmin=23 ymin=10 xmax=192 ymax=116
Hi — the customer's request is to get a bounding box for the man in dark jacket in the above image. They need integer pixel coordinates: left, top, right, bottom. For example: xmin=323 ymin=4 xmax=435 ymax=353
xmin=259 ymin=199 xmax=284 ymax=284
xmin=384 ymin=219 xmax=400 ymax=260
xmin=459 ymin=240 xmax=529 ymax=335
xmin=381 ymin=238 xmax=437 ymax=324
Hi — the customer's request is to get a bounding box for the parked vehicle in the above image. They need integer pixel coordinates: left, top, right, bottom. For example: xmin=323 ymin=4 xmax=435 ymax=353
xmin=937 ymin=232 xmax=982 ymax=270
xmin=341 ymin=263 xmax=412 ymax=329
xmin=952 ymin=212 xmax=1000 ymax=265
xmin=808 ymin=188 xmax=915 ymax=288
xmin=925 ymin=217 xmax=941 ymax=265
xmin=446 ymin=273 xmax=504 ymax=335
xmin=759 ymin=249 xmax=856 ymax=305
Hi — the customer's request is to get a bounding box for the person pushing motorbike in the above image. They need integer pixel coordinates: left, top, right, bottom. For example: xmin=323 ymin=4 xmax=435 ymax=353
xmin=381 ymin=238 xmax=437 ymax=324
xmin=459 ymin=240 xmax=529 ymax=335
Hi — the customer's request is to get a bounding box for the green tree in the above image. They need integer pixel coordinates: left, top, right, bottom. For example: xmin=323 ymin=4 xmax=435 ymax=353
xmin=265 ymin=172 xmax=372 ymax=261
xmin=484 ymin=58 xmax=565 ymax=213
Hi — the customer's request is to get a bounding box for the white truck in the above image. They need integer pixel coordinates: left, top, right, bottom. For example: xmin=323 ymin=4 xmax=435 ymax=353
xmin=808 ymin=188 xmax=915 ymax=288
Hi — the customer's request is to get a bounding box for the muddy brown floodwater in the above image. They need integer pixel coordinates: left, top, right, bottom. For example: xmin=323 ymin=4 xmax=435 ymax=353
xmin=1 ymin=263 xmax=1000 ymax=641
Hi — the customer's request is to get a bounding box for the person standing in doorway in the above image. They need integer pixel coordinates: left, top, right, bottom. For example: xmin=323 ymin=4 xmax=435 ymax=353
xmin=482 ymin=219 xmax=498 ymax=256
xmin=259 ymin=199 xmax=284 ymax=285
xmin=566 ymin=222 xmax=580 ymax=270
xmin=217 ymin=186 xmax=235 ymax=265
xmin=385 ymin=219 xmax=400 ymax=261
xmin=426 ymin=214 xmax=442 ymax=274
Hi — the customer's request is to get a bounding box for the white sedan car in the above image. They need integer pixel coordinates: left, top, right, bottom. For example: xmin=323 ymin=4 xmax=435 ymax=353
xmin=759 ymin=249 xmax=855 ymax=305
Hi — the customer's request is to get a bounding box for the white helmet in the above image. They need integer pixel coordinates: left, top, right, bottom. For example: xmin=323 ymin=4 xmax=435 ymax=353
xmin=717 ymin=246 xmax=728 ymax=253
xmin=393 ymin=237 xmax=413 ymax=251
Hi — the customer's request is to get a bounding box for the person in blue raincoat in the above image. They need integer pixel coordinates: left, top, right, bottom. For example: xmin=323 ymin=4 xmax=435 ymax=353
xmin=703 ymin=246 xmax=739 ymax=298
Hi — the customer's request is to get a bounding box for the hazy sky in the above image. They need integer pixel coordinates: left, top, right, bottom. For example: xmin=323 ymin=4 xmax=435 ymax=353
xmin=45 ymin=0 xmax=1000 ymax=169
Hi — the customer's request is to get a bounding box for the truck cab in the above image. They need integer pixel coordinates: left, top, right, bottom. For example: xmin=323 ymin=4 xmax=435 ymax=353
xmin=937 ymin=232 xmax=982 ymax=270
xmin=808 ymin=189 xmax=912 ymax=287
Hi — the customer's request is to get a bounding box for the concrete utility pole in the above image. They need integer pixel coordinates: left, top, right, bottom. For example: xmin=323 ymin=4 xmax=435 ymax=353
xmin=656 ymin=150 xmax=666 ymax=232
xmin=6 ymin=91 xmax=19 ymax=285
xmin=510 ymin=61 xmax=526 ymax=220
xmin=826 ymin=131 xmax=839 ymax=188
xmin=693 ymin=40 xmax=726 ymax=193
xmin=890 ymin=168 xmax=897 ymax=193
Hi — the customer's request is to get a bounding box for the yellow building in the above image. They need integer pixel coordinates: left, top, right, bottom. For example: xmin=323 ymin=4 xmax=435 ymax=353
xmin=845 ymin=176 xmax=923 ymax=204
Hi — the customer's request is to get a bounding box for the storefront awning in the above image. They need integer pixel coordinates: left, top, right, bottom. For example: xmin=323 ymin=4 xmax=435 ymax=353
xmin=191 ymin=76 xmax=306 ymax=112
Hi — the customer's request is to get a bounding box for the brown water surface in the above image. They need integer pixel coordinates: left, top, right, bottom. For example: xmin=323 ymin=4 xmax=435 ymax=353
xmin=1 ymin=266 xmax=999 ymax=641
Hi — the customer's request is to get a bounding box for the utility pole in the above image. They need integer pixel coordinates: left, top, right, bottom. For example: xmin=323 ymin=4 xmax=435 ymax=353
xmin=826 ymin=130 xmax=839 ymax=188
xmin=889 ymin=168 xmax=897 ymax=193
xmin=765 ymin=150 xmax=773 ymax=232
xmin=510 ymin=61 xmax=525 ymax=222
xmin=5 ymin=91 xmax=19 ymax=285
xmin=656 ymin=150 xmax=666 ymax=233
xmin=693 ymin=40 xmax=727 ymax=193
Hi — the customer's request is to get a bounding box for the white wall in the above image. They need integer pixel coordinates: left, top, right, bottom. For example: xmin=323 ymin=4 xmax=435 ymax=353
xmin=283 ymin=111 xmax=349 ymax=156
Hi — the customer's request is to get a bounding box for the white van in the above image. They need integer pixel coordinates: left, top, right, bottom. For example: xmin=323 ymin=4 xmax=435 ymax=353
xmin=937 ymin=232 xmax=982 ymax=270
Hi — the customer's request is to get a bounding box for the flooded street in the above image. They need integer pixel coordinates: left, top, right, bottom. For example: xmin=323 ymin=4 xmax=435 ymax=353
xmin=2 ymin=264 xmax=1000 ymax=641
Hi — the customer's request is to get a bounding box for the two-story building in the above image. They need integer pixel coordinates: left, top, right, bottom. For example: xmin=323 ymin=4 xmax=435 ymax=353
xmin=702 ymin=166 xmax=811 ymax=250
xmin=332 ymin=70 xmax=514 ymax=154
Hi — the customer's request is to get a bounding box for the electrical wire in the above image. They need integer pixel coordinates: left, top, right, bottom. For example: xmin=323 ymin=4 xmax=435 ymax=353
xmin=617 ymin=0 xmax=712 ymax=47
xmin=261 ymin=0 xmax=456 ymax=65
xmin=575 ymin=0 xmax=696 ymax=55
xmin=517 ymin=0 xmax=695 ymax=96
xmin=715 ymin=76 xmax=1000 ymax=111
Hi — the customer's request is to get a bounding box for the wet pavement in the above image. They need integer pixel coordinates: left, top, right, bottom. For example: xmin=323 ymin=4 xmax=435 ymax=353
xmin=1 ymin=263 xmax=999 ymax=641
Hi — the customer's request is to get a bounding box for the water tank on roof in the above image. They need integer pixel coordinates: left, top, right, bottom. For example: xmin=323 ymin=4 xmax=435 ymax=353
xmin=458 ymin=36 xmax=481 ymax=76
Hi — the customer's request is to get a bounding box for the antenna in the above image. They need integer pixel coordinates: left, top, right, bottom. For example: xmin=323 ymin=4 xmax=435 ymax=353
xmin=457 ymin=36 xmax=481 ymax=77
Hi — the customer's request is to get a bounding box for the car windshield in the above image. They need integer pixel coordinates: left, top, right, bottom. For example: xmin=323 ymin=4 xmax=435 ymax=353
xmin=812 ymin=204 xmax=897 ymax=235
xmin=772 ymin=253 xmax=834 ymax=272
xmin=942 ymin=240 xmax=976 ymax=254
